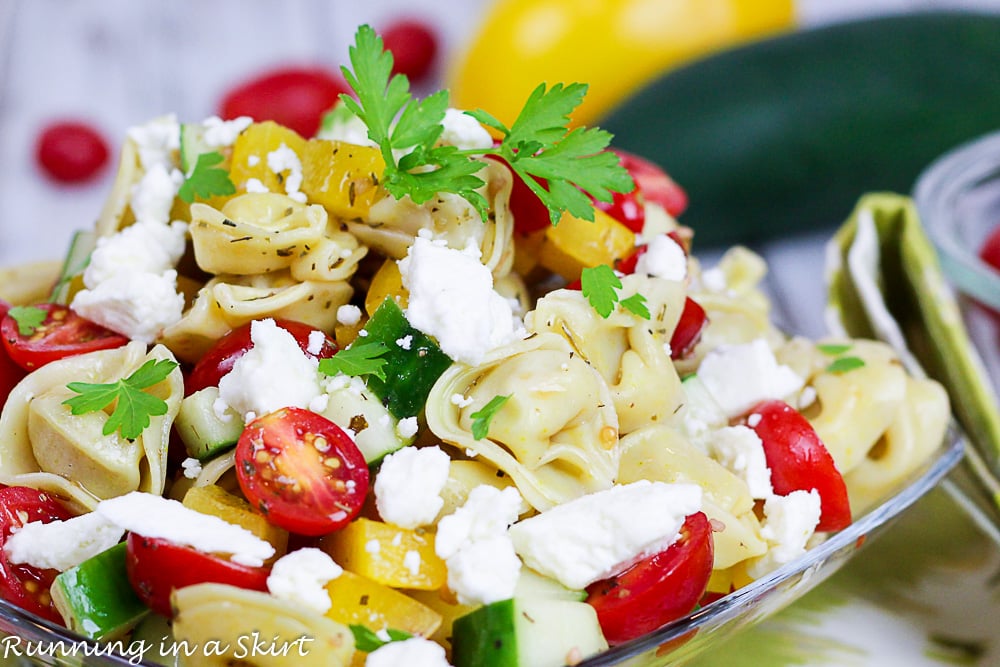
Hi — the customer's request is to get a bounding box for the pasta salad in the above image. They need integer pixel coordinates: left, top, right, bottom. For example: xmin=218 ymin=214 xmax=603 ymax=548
xmin=0 ymin=25 xmax=950 ymax=667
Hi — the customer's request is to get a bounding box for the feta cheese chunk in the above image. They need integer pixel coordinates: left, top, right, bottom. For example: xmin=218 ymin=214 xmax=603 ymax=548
xmin=127 ymin=115 xmax=180 ymax=171
xmin=71 ymin=269 xmax=185 ymax=344
xmin=698 ymin=339 xmax=805 ymax=418
xmin=707 ymin=425 xmax=774 ymax=499
xmin=130 ymin=163 xmax=184 ymax=226
xmin=82 ymin=220 xmax=187 ymax=287
xmin=634 ymin=233 xmax=688 ymax=281
xmin=266 ymin=548 xmax=342 ymax=614
xmin=398 ymin=236 xmax=523 ymax=365
xmin=365 ymin=636 xmax=451 ymax=667
xmin=96 ymin=492 xmax=275 ymax=567
xmin=267 ymin=143 xmax=306 ymax=202
xmin=216 ymin=319 xmax=323 ymax=421
xmin=202 ymin=115 xmax=252 ymax=148
xmin=509 ymin=480 xmax=702 ymax=590
xmin=440 ymin=108 xmax=493 ymax=150
xmin=4 ymin=512 xmax=124 ymax=572
xmin=746 ymin=489 xmax=822 ymax=579
xmin=374 ymin=446 xmax=450 ymax=529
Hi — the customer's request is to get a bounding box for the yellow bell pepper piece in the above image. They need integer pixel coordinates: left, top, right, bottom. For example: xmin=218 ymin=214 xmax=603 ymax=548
xmin=229 ymin=121 xmax=307 ymax=193
xmin=320 ymin=518 xmax=447 ymax=591
xmin=448 ymin=0 xmax=794 ymax=127
xmin=364 ymin=258 xmax=408 ymax=317
xmin=538 ymin=208 xmax=635 ymax=282
xmin=300 ymin=139 xmax=386 ymax=220
xmin=181 ymin=485 xmax=289 ymax=560
xmin=324 ymin=570 xmax=443 ymax=638
xmin=406 ymin=589 xmax=478 ymax=656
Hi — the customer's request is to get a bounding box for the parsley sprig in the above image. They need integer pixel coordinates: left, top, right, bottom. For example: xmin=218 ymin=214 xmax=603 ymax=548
xmin=470 ymin=394 xmax=511 ymax=440
xmin=340 ymin=25 xmax=633 ymax=224
xmin=349 ymin=625 xmax=411 ymax=653
xmin=817 ymin=343 xmax=866 ymax=374
xmin=62 ymin=358 xmax=178 ymax=440
xmin=580 ymin=265 xmax=650 ymax=319
xmin=7 ymin=305 xmax=47 ymax=336
xmin=318 ymin=342 xmax=390 ymax=381
xmin=178 ymin=151 xmax=236 ymax=203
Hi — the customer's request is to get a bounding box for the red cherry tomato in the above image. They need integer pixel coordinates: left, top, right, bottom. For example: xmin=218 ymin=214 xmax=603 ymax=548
xmin=219 ymin=67 xmax=348 ymax=138
xmin=669 ymin=297 xmax=708 ymax=361
xmin=980 ymin=223 xmax=1000 ymax=272
xmin=613 ymin=149 xmax=688 ymax=218
xmin=747 ymin=400 xmax=852 ymax=532
xmin=235 ymin=407 xmax=369 ymax=536
xmin=0 ymin=486 xmax=74 ymax=624
xmin=382 ymin=19 xmax=438 ymax=83
xmin=586 ymin=512 xmax=714 ymax=645
xmin=186 ymin=319 xmax=338 ymax=395
xmin=125 ymin=533 xmax=270 ymax=617
xmin=1 ymin=303 xmax=129 ymax=372
xmin=35 ymin=121 xmax=110 ymax=184
xmin=0 ymin=302 xmax=27 ymax=408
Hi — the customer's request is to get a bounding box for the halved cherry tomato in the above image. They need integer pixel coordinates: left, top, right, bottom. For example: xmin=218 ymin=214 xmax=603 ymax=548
xmin=0 ymin=301 xmax=27 ymax=408
xmin=669 ymin=297 xmax=708 ymax=361
xmin=235 ymin=407 xmax=369 ymax=536
xmin=586 ymin=512 xmax=713 ymax=645
xmin=35 ymin=120 xmax=110 ymax=184
xmin=382 ymin=19 xmax=438 ymax=83
xmin=186 ymin=319 xmax=337 ymax=395
xmin=980 ymin=223 xmax=1000 ymax=273
xmin=594 ymin=184 xmax=646 ymax=234
xmin=747 ymin=400 xmax=852 ymax=532
xmin=1 ymin=303 xmax=128 ymax=371
xmin=0 ymin=486 xmax=74 ymax=624
xmin=125 ymin=533 xmax=270 ymax=617
xmin=219 ymin=67 xmax=348 ymax=138
xmin=613 ymin=149 xmax=688 ymax=219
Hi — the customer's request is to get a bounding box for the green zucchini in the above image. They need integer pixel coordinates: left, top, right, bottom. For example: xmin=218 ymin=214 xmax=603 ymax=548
xmin=602 ymin=12 xmax=1000 ymax=248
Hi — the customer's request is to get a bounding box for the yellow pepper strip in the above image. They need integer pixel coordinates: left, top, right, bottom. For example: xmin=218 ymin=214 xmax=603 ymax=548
xmin=181 ymin=485 xmax=289 ymax=562
xmin=320 ymin=517 xmax=447 ymax=591
xmin=229 ymin=121 xmax=307 ymax=193
xmin=539 ymin=208 xmax=635 ymax=282
xmin=324 ymin=569 xmax=443 ymax=637
xmin=448 ymin=0 xmax=794 ymax=127
xmin=364 ymin=258 xmax=408 ymax=317
xmin=300 ymin=139 xmax=386 ymax=221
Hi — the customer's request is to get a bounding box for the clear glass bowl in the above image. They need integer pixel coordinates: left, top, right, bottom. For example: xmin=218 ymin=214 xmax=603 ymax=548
xmin=0 ymin=428 xmax=965 ymax=666
xmin=914 ymin=129 xmax=1000 ymax=312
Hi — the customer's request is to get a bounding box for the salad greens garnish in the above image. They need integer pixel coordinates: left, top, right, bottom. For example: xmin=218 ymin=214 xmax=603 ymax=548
xmin=318 ymin=342 xmax=390 ymax=381
xmin=339 ymin=24 xmax=633 ymax=225
xmin=580 ymin=264 xmax=650 ymax=319
xmin=7 ymin=305 xmax=46 ymax=336
xmin=178 ymin=151 xmax=236 ymax=203
xmin=817 ymin=343 xmax=853 ymax=355
xmin=826 ymin=356 xmax=866 ymax=374
xmin=471 ymin=394 xmax=511 ymax=440
xmin=349 ymin=624 xmax=412 ymax=653
xmin=62 ymin=358 xmax=178 ymax=440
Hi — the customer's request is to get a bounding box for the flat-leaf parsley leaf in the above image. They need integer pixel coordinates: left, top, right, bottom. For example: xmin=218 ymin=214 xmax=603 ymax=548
xmin=349 ymin=625 xmax=412 ymax=653
xmin=318 ymin=342 xmax=390 ymax=382
xmin=178 ymin=151 xmax=236 ymax=203
xmin=471 ymin=394 xmax=511 ymax=440
xmin=62 ymin=358 xmax=178 ymax=440
xmin=579 ymin=265 xmax=650 ymax=320
xmin=7 ymin=305 xmax=47 ymax=336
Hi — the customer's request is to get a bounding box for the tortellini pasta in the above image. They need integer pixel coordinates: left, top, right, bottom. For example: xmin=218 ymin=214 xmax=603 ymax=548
xmin=0 ymin=342 xmax=182 ymax=511
xmin=426 ymin=333 xmax=619 ymax=512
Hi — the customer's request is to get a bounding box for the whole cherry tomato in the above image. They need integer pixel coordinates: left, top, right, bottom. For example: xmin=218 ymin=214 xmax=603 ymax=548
xmin=125 ymin=533 xmax=270 ymax=618
xmin=382 ymin=19 xmax=438 ymax=83
xmin=235 ymin=407 xmax=369 ymax=536
xmin=0 ymin=301 xmax=27 ymax=408
xmin=747 ymin=400 xmax=852 ymax=532
xmin=219 ymin=67 xmax=348 ymax=138
xmin=0 ymin=486 xmax=74 ymax=624
xmin=586 ymin=512 xmax=714 ymax=645
xmin=35 ymin=121 xmax=110 ymax=183
xmin=186 ymin=319 xmax=337 ymax=395
xmin=1 ymin=303 xmax=128 ymax=372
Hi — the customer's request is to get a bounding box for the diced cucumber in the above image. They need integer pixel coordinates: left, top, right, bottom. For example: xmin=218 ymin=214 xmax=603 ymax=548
xmin=320 ymin=379 xmax=413 ymax=464
xmin=514 ymin=567 xmax=586 ymax=603
xmin=174 ymin=387 xmax=244 ymax=460
xmin=360 ymin=298 xmax=453 ymax=420
xmin=128 ymin=613 xmax=176 ymax=666
xmin=49 ymin=229 xmax=97 ymax=305
xmin=50 ymin=542 xmax=149 ymax=640
xmin=452 ymin=596 xmax=607 ymax=667
xmin=180 ymin=123 xmax=211 ymax=175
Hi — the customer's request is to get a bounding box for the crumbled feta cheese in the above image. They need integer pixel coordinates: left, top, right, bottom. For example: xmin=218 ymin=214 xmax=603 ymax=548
xmin=266 ymin=548 xmax=342 ymax=614
xmin=698 ymin=339 xmax=805 ymax=418
xmin=71 ymin=270 xmax=185 ymax=344
xmin=127 ymin=115 xmax=180 ymax=171
xmin=440 ymin=108 xmax=493 ymax=150
xmin=798 ymin=386 xmax=818 ymax=410
xmin=131 ymin=163 xmax=184 ymax=226
xmin=700 ymin=267 xmax=726 ymax=292
xmin=4 ymin=512 xmax=124 ymax=572
xmin=509 ymin=480 xmax=702 ymax=590
xmin=707 ymin=426 xmax=773 ymax=499
xmin=635 ymin=234 xmax=688 ymax=281
xmin=746 ymin=489 xmax=822 ymax=579
xmin=181 ymin=457 xmax=203 ymax=480
xmin=96 ymin=492 xmax=274 ymax=567
xmin=216 ymin=319 xmax=323 ymax=421
xmin=245 ymin=177 xmax=269 ymax=193
xmin=82 ymin=221 xmax=187 ymax=288
xmin=403 ymin=550 xmax=422 ymax=576
xmin=396 ymin=416 xmax=419 ymax=440
xmin=395 ymin=335 xmax=413 ymax=350
xmin=365 ymin=539 xmax=381 ymax=554
xmin=375 ymin=446 xmax=450 ymax=529
xmin=398 ymin=236 xmax=523 ymax=365
xmin=450 ymin=393 xmax=474 ymax=408
xmin=306 ymin=330 xmax=327 ymax=356
xmin=436 ymin=486 xmax=523 ymax=558
xmin=365 ymin=637 xmax=450 ymax=667
xmin=247 ymin=155 xmax=260 ymax=167
xmin=202 ymin=115 xmax=252 ymax=148
xmin=337 ymin=304 xmax=362 ymax=326
xmin=267 ymin=143 xmax=305 ymax=201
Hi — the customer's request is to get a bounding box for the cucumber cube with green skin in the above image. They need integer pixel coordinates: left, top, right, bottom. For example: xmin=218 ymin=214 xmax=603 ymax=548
xmin=360 ymin=298 xmax=453 ymax=420
xmin=51 ymin=542 xmax=149 ymax=640
xmin=452 ymin=597 xmax=607 ymax=667
xmin=174 ymin=386 xmax=244 ymax=461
